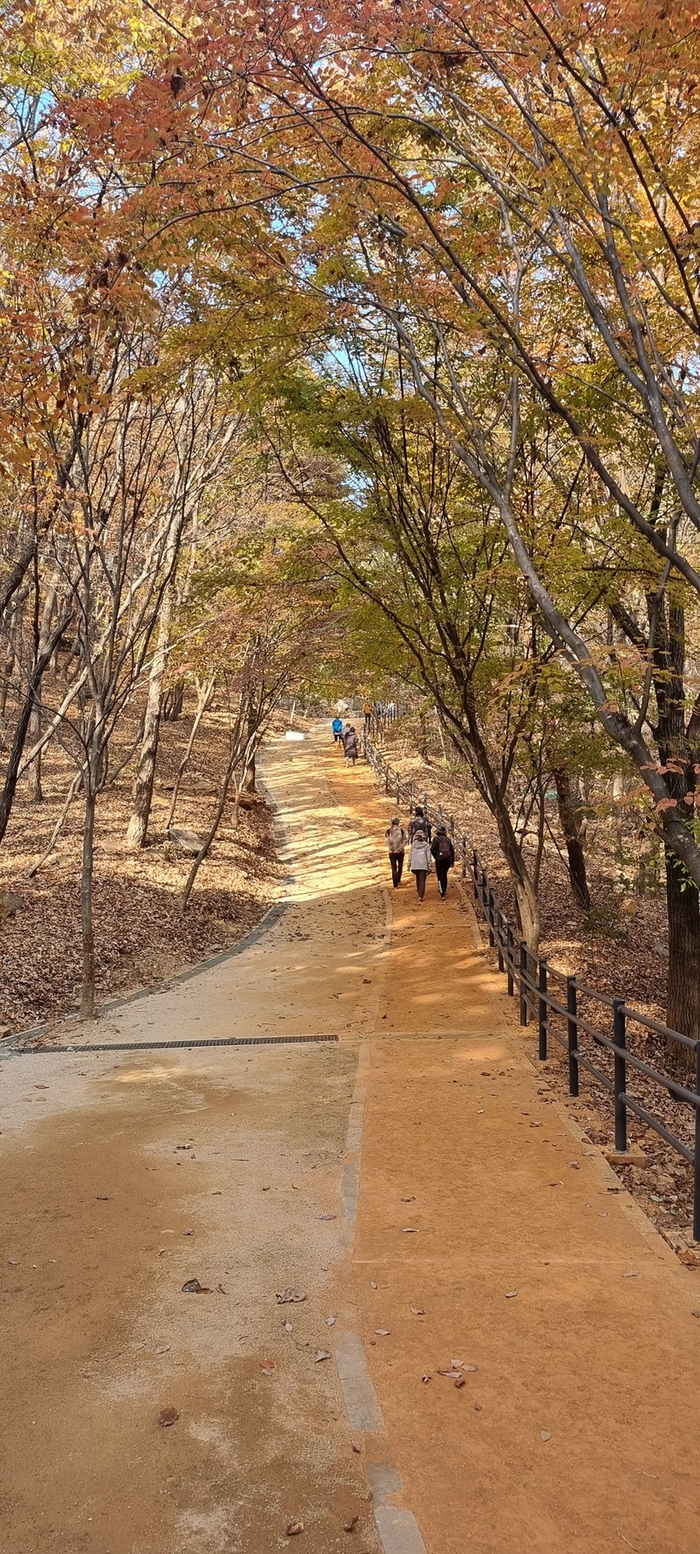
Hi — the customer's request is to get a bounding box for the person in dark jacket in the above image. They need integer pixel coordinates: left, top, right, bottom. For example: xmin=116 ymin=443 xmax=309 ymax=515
xmin=342 ymin=725 xmax=359 ymax=765
xmin=408 ymin=806 xmax=432 ymax=843
xmin=431 ymin=824 xmax=455 ymax=898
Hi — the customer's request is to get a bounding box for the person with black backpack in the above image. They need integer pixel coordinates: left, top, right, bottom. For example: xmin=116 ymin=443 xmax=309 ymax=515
xmin=385 ymin=816 xmax=406 ymax=888
xmin=431 ymin=825 xmax=455 ymax=898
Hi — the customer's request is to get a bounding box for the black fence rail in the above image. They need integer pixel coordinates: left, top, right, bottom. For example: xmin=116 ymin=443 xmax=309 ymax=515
xmin=363 ymin=731 xmax=700 ymax=1241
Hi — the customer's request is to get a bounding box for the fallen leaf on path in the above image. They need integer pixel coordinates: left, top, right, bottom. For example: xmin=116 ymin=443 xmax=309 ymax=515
xmin=570 ymin=1162 xmax=580 ymax=1170
xmin=344 ymin=1515 xmax=359 ymax=1532
xmin=319 ymin=1213 xmax=336 ymax=1220
xmin=454 ymin=1375 xmax=466 ymax=1389
xmin=540 ymin=1431 xmax=552 ymax=1442
xmin=326 ymin=1314 xmax=337 ymax=1326
xmin=370 ymin=1280 xmax=377 ymax=1289
xmin=217 ymin=1283 xmax=227 ymax=1294
xmin=260 ymin=1360 xmax=275 ymax=1373
xmin=155 ymin=1346 xmax=170 ymax=1355
xmin=262 ymin=1185 xmax=271 ymax=1192
xmin=623 ymin=1270 xmax=639 ymax=1279
xmin=403 ymin=1228 xmax=419 ymax=1234
xmin=96 ymin=1196 xmax=109 ymax=1201
xmin=315 ymin=1349 xmax=331 ymax=1362
xmin=158 ymin=1407 xmax=179 ymax=1427
xmin=181 ymin=1279 xmax=211 ymax=1294
xmin=409 ymin=1306 xmax=425 ymax=1316
xmin=374 ymin=1328 xmax=391 ymax=1336
xmin=276 ymin=1288 xmax=307 ymax=1304
xmin=182 ymin=1229 xmax=193 ymax=1236
xmin=421 ymin=1374 xmax=431 ymax=1383
xmin=286 ymin=1521 xmax=304 ymax=1536
xmin=505 ymin=1290 xmax=518 ymax=1298
xmin=680 ymin=1250 xmax=700 ymax=1268
xmin=463 ymin=1363 xmax=478 ymax=1372
xmin=352 ymin=1444 xmax=362 ymax=1453
xmin=35 ymin=1084 xmax=49 ymax=1090
xmin=549 ymin=1180 xmax=564 ymax=1187
xmin=401 ymin=1196 xmax=416 ymax=1202
xmin=437 ymin=1369 xmax=462 ymax=1379
xmin=474 ymin=1403 xmax=483 ymax=1412
xmin=8 ymin=1259 xmax=18 ymax=1266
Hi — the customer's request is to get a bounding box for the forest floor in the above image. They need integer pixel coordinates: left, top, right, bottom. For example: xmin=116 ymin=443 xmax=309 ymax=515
xmin=1 ymin=724 xmax=699 ymax=1554
xmin=371 ymin=718 xmax=698 ymax=1265
xmin=0 ymin=694 xmax=282 ymax=1034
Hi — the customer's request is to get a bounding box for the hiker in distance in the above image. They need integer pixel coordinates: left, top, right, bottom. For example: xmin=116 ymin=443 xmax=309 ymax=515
xmin=408 ymin=805 xmax=432 ymax=844
xmin=331 ymin=714 xmax=343 ymax=744
xmin=363 ymin=698 xmax=373 ymax=730
xmin=385 ymin=816 xmax=407 ymax=888
xmin=342 ymin=724 xmax=359 ymax=766
xmin=409 ymin=826 xmax=431 ymax=902
xmin=431 ymin=825 xmax=455 ymax=899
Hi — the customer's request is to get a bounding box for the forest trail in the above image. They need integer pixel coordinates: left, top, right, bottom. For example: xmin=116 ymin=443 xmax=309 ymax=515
xmin=1 ymin=727 xmax=699 ymax=1554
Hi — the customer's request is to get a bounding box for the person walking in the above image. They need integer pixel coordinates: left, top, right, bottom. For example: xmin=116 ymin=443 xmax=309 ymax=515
xmin=363 ymin=699 xmax=373 ymax=731
xmin=408 ymin=806 xmax=432 ymax=844
xmin=409 ymin=827 xmax=431 ymax=901
xmin=431 ymin=824 xmax=455 ymax=898
xmin=385 ymin=816 xmax=406 ymax=888
xmin=342 ymin=724 xmax=359 ymax=766
xmin=331 ymin=715 xmax=343 ymax=744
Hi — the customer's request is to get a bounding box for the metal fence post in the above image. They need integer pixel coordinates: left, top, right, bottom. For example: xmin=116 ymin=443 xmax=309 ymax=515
xmin=694 ymin=1044 xmax=700 ymax=1243
xmin=496 ymin=909 xmax=504 ymax=972
xmin=538 ymin=961 xmax=548 ymax=1061
xmin=507 ymin=924 xmax=514 ymax=996
xmin=519 ymin=943 xmax=529 ymax=1026
xmin=396 ymin=774 xmax=401 ymax=803
xmin=450 ymin=814 xmax=455 ymax=839
xmin=462 ymin=836 xmax=467 ymax=879
xmin=613 ymin=999 xmax=627 ymax=1154
xmin=567 ymin=977 xmax=579 ymax=1097
xmin=488 ymin=888 xmax=495 ymax=947
xmin=473 ymin=849 xmax=478 ymax=902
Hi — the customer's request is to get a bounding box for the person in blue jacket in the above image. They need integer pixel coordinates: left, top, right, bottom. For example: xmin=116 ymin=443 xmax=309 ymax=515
xmin=331 ymin=715 xmax=343 ymax=744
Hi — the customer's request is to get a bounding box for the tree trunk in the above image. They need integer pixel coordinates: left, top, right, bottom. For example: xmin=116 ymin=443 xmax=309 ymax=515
xmin=125 ymin=591 xmax=171 ymax=848
xmin=554 ymin=770 xmax=590 ymax=910
xmin=0 ymin=655 xmax=13 ymax=717
xmin=242 ymin=711 xmax=259 ymax=794
xmin=181 ymin=741 xmax=239 ymax=912
xmin=26 ymin=702 xmax=43 ymax=803
xmin=166 ymin=676 xmax=216 ymax=831
xmin=0 ymin=612 xmax=71 ymax=846
xmin=79 ymin=777 xmax=97 ymax=1020
xmin=665 ymin=846 xmax=700 ymax=1069
xmin=513 ymin=872 xmax=540 ymax=951
xmin=162 ymin=678 xmax=184 ymax=721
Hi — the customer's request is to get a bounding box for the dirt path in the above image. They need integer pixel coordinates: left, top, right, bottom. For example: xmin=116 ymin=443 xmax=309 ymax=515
xmin=1 ymin=727 xmax=699 ymax=1554
xmin=324 ymin=742 xmax=700 ymax=1554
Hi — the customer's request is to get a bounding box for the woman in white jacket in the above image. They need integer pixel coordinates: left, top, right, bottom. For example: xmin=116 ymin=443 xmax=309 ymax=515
xmin=409 ymin=829 xmax=431 ymax=901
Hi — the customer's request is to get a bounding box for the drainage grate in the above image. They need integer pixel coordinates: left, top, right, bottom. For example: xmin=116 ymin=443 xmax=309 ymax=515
xmin=15 ymin=1034 xmax=339 ymax=1056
